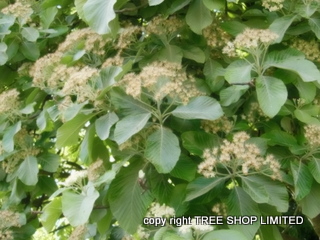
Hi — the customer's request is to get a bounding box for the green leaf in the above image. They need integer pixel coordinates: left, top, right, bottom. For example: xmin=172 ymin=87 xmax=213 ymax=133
xmin=170 ymin=155 xmax=197 ymax=182
xmin=40 ymin=198 xmax=62 ymax=232
xmin=145 ymin=126 xmax=181 ymax=173
xmin=256 ymin=76 xmax=287 ymax=117
xmin=291 ymin=161 xmax=313 ymax=201
xmin=172 ymin=96 xmax=223 ymax=120
xmin=309 ymin=18 xmax=320 ymax=39
xmin=308 ymin=157 xmax=320 ymax=184
xmin=3 ymin=121 xmax=21 ymax=152
xmin=17 ymin=156 xmax=39 ymax=186
xmin=158 ymin=45 xmax=183 ymax=63
xmin=62 ymin=182 xmax=99 ymax=226
xmin=110 ymin=88 xmax=152 ymax=115
xmin=167 ymin=0 xmax=191 ymax=15
xmin=262 ymin=129 xmax=298 ymax=148
xmin=38 ymin=153 xmax=60 ymax=173
xmin=300 ymin=181 xmax=320 ymax=218
xmin=220 ymin=85 xmax=249 ymax=106
xmin=83 ymin=0 xmax=117 ymax=34
xmin=202 ymin=230 xmax=247 ymax=240
xmin=75 ymin=0 xmax=86 ymax=20
xmin=79 ymin=125 xmax=95 ymax=164
xmin=114 ymin=113 xmax=151 ymax=145
xmin=40 ymin=6 xmax=58 ymax=29
xmin=259 ymin=225 xmax=283 ymax=240
xmin=63 ymin=101 xmax=88 ymax=122
xmin=99 ymin=66 xmax=122 ymax=89
xmin=182 ymin=131 xmax=219 ymax=156
xmin=21 ymin=27 xmax=39 ymax=42
xmin=186 ymin=177 xmax=226 ymax=201
xmin=186 ymin=0 xmax=213 ymax=34
xmin=0 ymin=14 xmax=15 ymax=37
xmin=226 ymin=187 xmax=260 ymax=240
xmin=56 ymin=113 xmax=94 ymax=148
xmin=269 ymin=15 xmax=296 ymax=43
xmin=224 ymin=60 xmax=252 ymax=84
xmin=20 ymin=41 xmax=40 ymax=61
xmin=220 ymin=21 xmax=247 ymax=36
xmin=182 ymin=46 xmax=205 ymax=63
xmin=294 ymin=109 xmax=320 ymax=125
xmin=109 ymin=158 xmax=153 ymax=233
xmin=203 ymin=0 xmax=225 ymax=10
xmin=241 ymin=176 xmax=269 ymax=203
xmin=148 ymin=0 xmax=164 ymax=6
xmin=265 ymin=49 xmax=320 ymax=82
xmin=242 ymin=176 xmax=288 ymax=212
xmin=294 ymin=79 xmax=316 ymax=103
xmin=95 ymin=112 xmax=119 ymax=140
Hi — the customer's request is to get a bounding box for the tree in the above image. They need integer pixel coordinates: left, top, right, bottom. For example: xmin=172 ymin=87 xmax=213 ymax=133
xmin=1 ymin=0 xmax=320 ymax=239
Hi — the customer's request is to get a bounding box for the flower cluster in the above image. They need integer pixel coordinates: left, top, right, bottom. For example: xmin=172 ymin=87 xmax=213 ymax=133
xmin=1 ymin=0 xmax=33 ymax=24
xmin=262 ymin=0 xmax=285 ymax=12
xmin=304 ymin=125 xmax=320 ymax=147
xmin=69 ymin=225 xmax=87 ymax=240
xmin=120 ymin=61 xmax=203 ymax=104
xmin=291 ymin=38 xmax=320 ymax=62
xmin=64 ymin=170 xmax=88 ymax=187
xmin=241 ymin=102 xmax=269 ymax=123
xmin=178 ymin=218 xmax=214 ymax=235
xmin=145 ymin=15 xmax=184 ymax=36
xmin=88 ymin=159 xmax=105 ymax=181
xmin=211 ymin=203 xmax=227 ymax=217
xmin=116 ymin=24 xmax=141 ymax=50
xmin=0 ymin=210 xmax=22 ymax=229
xmin=201 ymin=116 xmax=233 ymax=134
xmin=0 ymin=230 xmax=13 ymax=240
xmin=147 ymin=202 xmax=175 ymax=218
xmin=223 ymin=28 xmax=278 ymax=57
xmin=198 ymin=132 xmax=281 ymax=180
xmin=136 ymin=225 xmax=150 ymax=239
xmin=0 ymin=89 xmax=20 ymax=119
xmin=203 ymin=23 xmax=231 ymax=48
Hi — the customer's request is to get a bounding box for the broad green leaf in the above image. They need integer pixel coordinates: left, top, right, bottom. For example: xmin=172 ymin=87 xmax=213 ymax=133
xmin=224 ymin=60 xmax=253 ymax=84
xmin=110 ymin=88 xmax=152 ymax=115
xmin=83 ymin=0 xmax=117 ymax=34
xmin=220 ymin=21 xmax=247 ymax=36
xmin=256 ymin=76 xmax=287 ymax=117
xmin=300 ymin=181 xmax=320 ymax=218
xmin=242 ymin=176 xmax=288 ymax=212
xmin=294 ymin=79 xmax=316 ymax=103
xmin=269 ymin=15 xmax=296 ymax=43
xmin=145 ymin=126 xmax=181 ymax=173
xmin=20 ymin=41 xmax=40 ymax=61
xmin=0 ymin=14 xmax=15 ymax=37
xmin=63 ymin=101 xmax=88 ymax=122
xmin=241 ymin=176 xmax=269 ymax=203
xmin=95 ymin=112 xmax=119 ymax=140
xmin=0 ymin=42 xmax=7 ymax=65
xmin=62 ymin=182 xmax=99 ymax=226
xmin=56 ymin=113 xmax=94 ymax=148
xmin=167 ymin=0 xmax=191 ymax=15
xmin=259 ymin=225 xmax=283 ymax=240
xmin=40 ymin=6 xmax=58 ymax=29
xmin=309 ymin=18 xmax=320 ymax=39
xmin=38 ymin=153 xmax=60 ymax=173
xmin=294 ymin=109 xmax=320 ymax=125
xmin=202 ymin=230 xmax=247 ymax=240
xmin=158 ymin=45 xmax=183 ymax=63
xmin=21 ymin=27 xmax=39 ymax=42
xmin=186 ymin=0 xmax=212 ymax=34
xmin=99 ymin=66 xmax=122 ymax=89
xmin=185 ymin=177 xmax=226 ymax=201
xmin=296 ymin=2 xmax=318 ymax=18
xmin=262 ymin=129 xmax=298 ymax=148
xmin=114 ymin=113 xmax=151 ymax=145
xmin=172 ymin=96 xmax=223 ymax=120
xmin=265 ymin=49 xmax=320 ymax=82
xmin=148 ymin=0 xmax=164 ymax=6
xmin=170 ymin=155 xmax=197 ymax=182
xmin=182 ymin=47 xmax=205 ymax=63
xmin=204 ymin=59 xmax=225 ymax=80
xmin=226 ymin=187 xmax=260 ymax=240
xmin=291 ymin=161 xmax=313 ymax=201
xmin=17 ymin=156 xmax=39 ymax=186
xmin=220 ymin=85 xmax=249 ymax=106
xmin=79 ymin=125 xmax=95 ymax=164
xmin=182 ymin=131 xmax=219 ymax=156
xmin=203 ymin=0 xmax=225 ymax=10
xmin=3 ymin=121 xmax=21 ymax=152
xmin=169 ymin=184 xmax=189 ymax=216
xmin=40 ymin=198 xmax=62 ymax=232
xmin=75 ymin=0 xmax=86 ymax=20
xmin=308 ymin=157 xmax=320 ymax=183
xmin=109 ymin=158 xmax=153 ymax=233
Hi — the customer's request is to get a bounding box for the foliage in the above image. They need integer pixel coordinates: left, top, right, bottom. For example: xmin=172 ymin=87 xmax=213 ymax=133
xmin=1 ymin=0 xmax=320 ymax=239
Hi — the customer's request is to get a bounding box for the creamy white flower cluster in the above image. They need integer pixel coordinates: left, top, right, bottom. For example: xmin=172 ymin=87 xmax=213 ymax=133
xmin=178 ymin=218 xmax=214 ymax=235
xmin=147 ymin=202 xmax=175 ymax=218
xmin=262 ymin=0 xmax=285 ymax=12
xmin=198 ymin=132 xmax=281 ymax=180
xmin=201 ymin=116 xmax=233 ymax=134
xmin=304 ymin=125 xmax=320 ymax=147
